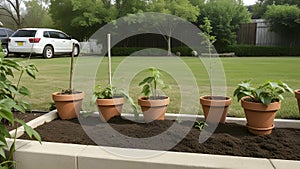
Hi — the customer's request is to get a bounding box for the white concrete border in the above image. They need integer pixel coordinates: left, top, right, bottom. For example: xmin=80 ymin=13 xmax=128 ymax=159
xmin=9 ymin=111 xmax=300 ymax=169
xmin=9 ymin=110 xmax=58 ymax=138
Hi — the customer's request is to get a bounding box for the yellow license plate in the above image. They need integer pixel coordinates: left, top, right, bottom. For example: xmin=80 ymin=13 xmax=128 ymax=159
xmin=17 ymin=42 xmax=24 ymax=46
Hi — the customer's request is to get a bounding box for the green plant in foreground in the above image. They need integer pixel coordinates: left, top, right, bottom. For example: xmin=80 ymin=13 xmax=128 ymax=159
xmin=139 ymin=67 xmax=170 ymax=99
xmin=234 ymin=80 xmax=293 ymax=106
xmin=0 ymin=55 xmax=41 ymax=169
xmin=195 ymin=121 xmax=208 ymax=132
xmin=94 ymin=85 xmax=139 ymax=119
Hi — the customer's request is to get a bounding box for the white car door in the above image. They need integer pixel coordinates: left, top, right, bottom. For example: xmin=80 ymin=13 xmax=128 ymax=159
xmin=49 ymin=31 xmax=65 ymax=53
xmin=56 ymin=31 xmax=72 ymax=52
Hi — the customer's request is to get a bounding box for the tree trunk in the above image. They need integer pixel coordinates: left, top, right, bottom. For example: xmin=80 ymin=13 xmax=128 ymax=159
xmin=16 ymin=0 xmax=22 ymax=28
xmin=167 ymin=36 xmax=172 ymax=56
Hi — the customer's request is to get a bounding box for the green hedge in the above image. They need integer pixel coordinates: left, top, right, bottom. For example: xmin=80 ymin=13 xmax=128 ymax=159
xmin=111 ymin=47 xmax=146 ymax=56
xmin=223 ymin=45 xmax=300 ymax=56
xmin=171 ymin=46 xmax=193 ymax=56
xmin=111 ymin=47 xmax=194 ymax=56
xmin=111 ymin=45 xmax=300 ymax=56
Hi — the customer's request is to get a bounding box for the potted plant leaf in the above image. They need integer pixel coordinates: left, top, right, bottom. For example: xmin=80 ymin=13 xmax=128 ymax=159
xmin=94 ymin=85 xmax=138 ymax=122
xmin=138 ymin=67 xmax=170 ymax=122
xmin=199 ymin=17 xmax=231 ymax=124
xmin=234 ymin=80 xmax=293 ymax=135
xmin=52 ymin=43 xmax=84 ymax=120
xmin=295 ymin=89 xmax=300 ymax=113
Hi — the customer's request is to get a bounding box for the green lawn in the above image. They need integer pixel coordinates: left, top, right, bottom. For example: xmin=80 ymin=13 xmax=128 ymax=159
xmin=14 ymin=56 xmax=300 ymax=119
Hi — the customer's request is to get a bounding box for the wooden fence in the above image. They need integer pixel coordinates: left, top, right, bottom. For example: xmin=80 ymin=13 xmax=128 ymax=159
xmin=238 ymin=19 xmax=300 ymax=47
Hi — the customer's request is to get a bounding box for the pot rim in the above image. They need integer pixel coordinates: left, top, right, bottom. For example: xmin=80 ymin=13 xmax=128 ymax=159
xmin=52 ymin=92 xmax=84 ymax=102
xmin=200 ymin=95 xmax=232 ymax=107
xmin=241 ymin=96 xmax=281 ymax=112
xmin=96 ymin=97 xmax=124 ymax=106
xmin=138 ymin=96 xmax=170 ymax=107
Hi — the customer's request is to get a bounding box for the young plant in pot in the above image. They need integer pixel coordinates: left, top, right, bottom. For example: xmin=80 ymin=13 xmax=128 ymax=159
xmin=138 ymin=67 xmax=170 ymax=123
xmin=234 ymin=80 xmax=293 ymax=135
xmin=94 ymin=85 xmax=137 ymax=122
xmin=295 ymin=89 xmax=300 ymax=113
xmin=199 ymin=17 xmax=231 ymax=124
xmin=52 ymin=43 xmax=84 ymax=120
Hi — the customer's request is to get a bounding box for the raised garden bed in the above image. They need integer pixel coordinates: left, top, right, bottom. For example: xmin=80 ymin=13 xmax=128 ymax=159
xmin=19 ymin=114 xmax=300 ymax=161
xmin=5 ymin=112 xmax=45 ymax=131
xmin=8 ymin=111 xmax=300 ymax=169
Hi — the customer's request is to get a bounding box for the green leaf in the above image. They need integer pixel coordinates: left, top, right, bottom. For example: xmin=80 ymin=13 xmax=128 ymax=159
xmin=0 ymin=98 xmax=16 ymax=110
xmin=0 ymin=147 xmax=6 ymax=158
xmin=141 ymin=84 xmax=150 ymax=96
xmin=0 ymin=81 xmax=6 ymax=89
xmin=3 ymin=59 xmax=20 ymax=71
xmin=18 ymin=86 xmax=31 ymax=96
xmin=260 ymin=94 xmax=272 ymax=106
xmin=13 ymin=104 xmax=26 ymax=113
xmin=139 ymin=77 xmax=153 ymax=86
xmin=279 ymin=81 xmax=294 ymax=93
xmin=24 ymin=64 xmax=38 ymax=79
xmin=15 ymin=119 xmax=42 ymax=143
xmin=0 ymin=124 xmax=10 ymax=138
xmin=239 ymin=81 xmax=251 ymax=89
xmin=0 ymin=140 xmax=6 ymax=146
xmin=0 ymin=165 xmax=10 ymax=169
xmin=0 ymin=108 xmax=14 ymax=123
xmin=8 ymin=141 xmax=15 ymax=162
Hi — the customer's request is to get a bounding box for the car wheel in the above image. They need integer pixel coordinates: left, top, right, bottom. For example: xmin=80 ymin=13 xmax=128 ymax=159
xmin=2 ymin=45 xmax=8 ymax=57
xmin=71 ymin=45 xmax=80 ymax=57
xmin=43 ymin=46 xmax=54 ymax=59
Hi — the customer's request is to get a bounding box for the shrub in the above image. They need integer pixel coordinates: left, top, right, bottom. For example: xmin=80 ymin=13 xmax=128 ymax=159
xmin=111 ymin=47 xmax=146 ymax=56
xmin=111 ymin=47 xmax=195 ymax=56
xmin=171 ymin=46 xmax=193 ymax=56
xmin=223 ymin=45 xmax=300 ymax=56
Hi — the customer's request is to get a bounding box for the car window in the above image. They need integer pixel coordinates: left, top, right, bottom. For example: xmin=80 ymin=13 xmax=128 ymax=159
xmin=48 ymin=31 xmax=70 ymax=39
xmin=0 ymin=30 xmax=6 ymax=37
xmin=12 ymin=30 xmax=37 ymax=37
xmin=58 ymin=32 xmax=69 ymax=39
xmin=49 ymin=31 xmax=61 ymax=39
xmin=43 ymin=31 xmax=50 ymax=38
xmin=6 ymin=30 xmax=14 ymax=36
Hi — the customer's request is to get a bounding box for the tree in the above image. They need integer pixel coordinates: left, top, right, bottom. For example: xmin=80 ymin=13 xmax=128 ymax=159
xmin=252 ymin=0 xmax=300 ymax=19
xmin=49 ymin=0 xmax=115 ymax=40
xmin=146 ymin=0 xmax=200 ymax=55
xmin=264 ymin=4 xmax=300 ymax=42
xmin=200 ymin=0 xmax=251 ymax=49
xmin=23 ymin=0 xmax=53 ymax=28
xmin=0 ymin=0 xmax=24 ymax=28
xmin=114 ymin=0 xmax=148 ymax=18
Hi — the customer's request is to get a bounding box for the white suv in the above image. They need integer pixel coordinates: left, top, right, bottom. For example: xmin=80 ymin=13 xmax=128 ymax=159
xmin=8 ymin=28 xmax=80 ymax=58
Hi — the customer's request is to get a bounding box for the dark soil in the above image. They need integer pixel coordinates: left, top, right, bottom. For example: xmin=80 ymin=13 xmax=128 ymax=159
xmin=4 ymin=112 xmax=45 ymax=131
xmin=20 ymin=116 xmax=300 ymax=160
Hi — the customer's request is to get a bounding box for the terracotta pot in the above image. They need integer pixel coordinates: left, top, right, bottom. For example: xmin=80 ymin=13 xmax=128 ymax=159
xmin=96 ymin=97 xmax=124 ymax=122
xmin=241 ymin=97 xmax=281 ymax=135
xmin=200 ymin=96 xmax=231 ymax=124
xmin=138 ymin=96 xmax=170 ymax=123
xmin=52 ymin=92 xmax=84 ymax=120
xmin=295 ymin=90 xmax=300 ymax=113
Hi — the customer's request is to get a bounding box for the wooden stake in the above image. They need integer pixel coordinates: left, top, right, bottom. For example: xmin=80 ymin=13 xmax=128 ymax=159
xmin=69 ymin=43 xmax=75 ymax=92
xmin=108 ymin=34 xmax=112 ymax=86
